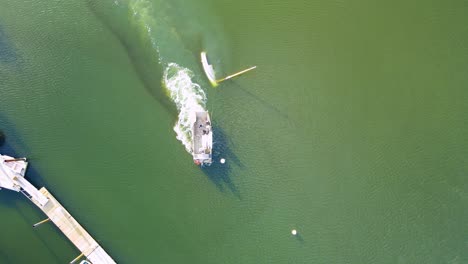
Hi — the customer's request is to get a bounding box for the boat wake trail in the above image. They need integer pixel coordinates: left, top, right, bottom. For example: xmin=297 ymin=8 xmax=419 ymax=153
xmin=125 ymin=0 xmax=210 ymax=155
xmin=163 ymin=63 xmax=207 ymax=153
xmin=91 ymin=0 xmax=217 ymax=156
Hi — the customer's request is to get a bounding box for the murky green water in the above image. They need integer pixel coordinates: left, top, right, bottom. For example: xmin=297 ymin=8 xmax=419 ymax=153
xmin=1 ymin=0 xmax=468 ymax=263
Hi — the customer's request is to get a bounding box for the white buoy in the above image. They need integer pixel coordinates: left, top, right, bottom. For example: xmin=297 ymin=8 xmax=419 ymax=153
xmin=291 ymin=229 xmax=297 ymax=236
xmin=220 ymin=158 xmax=226 ymax=164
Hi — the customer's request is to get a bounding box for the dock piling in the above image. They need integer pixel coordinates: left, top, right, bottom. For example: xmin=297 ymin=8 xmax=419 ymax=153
xmin=4 ymin=158 xmax=27 ymax=162
xmin=70 ymin=252 xmax=85 ymax=264
xmin=33 ymin=218 xmax=50 ymax=228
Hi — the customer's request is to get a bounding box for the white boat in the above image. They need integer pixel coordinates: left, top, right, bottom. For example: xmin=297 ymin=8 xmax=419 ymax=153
xmin=192 ymin=111 xmax=213 ymax=166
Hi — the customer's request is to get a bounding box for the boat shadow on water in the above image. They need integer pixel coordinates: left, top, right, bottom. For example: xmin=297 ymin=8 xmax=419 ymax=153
xmin=86 ymin=0 xmax=177 ymax=116
xmin=200 ymin=124 xmax=242 ymax=200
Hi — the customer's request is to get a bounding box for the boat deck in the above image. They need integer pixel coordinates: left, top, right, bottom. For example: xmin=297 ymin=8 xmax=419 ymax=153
xmin=192 ymin=112 xmax=212 ymax=163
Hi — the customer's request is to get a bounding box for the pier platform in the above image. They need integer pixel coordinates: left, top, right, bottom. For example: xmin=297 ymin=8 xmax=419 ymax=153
xmin=0 ymin=154 xmax=116 ymax=264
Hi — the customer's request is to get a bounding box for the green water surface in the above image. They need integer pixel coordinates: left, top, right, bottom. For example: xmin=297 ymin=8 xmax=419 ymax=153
xmin=1 ymin=0 xmax=467 ymax=263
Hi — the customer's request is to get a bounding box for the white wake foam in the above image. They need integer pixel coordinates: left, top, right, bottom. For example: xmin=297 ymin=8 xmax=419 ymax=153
xmin=125 ymin=0 xmax=210 ymax=155
xmin=163 ymin=63 xmax=207 ymax=153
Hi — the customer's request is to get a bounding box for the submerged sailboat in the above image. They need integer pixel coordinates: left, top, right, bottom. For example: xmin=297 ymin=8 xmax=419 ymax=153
xmin=201 ymin=51 xmax=257 ymax=87
xmin=192 ymin=111 xmax=213 ymax=165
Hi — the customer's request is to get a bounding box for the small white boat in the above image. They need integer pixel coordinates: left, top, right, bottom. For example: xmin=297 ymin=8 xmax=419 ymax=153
xmin=192 ymin=111 xmax=213 ymax=166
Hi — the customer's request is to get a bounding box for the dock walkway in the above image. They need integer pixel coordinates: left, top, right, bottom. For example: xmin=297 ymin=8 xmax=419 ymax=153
xmin=0 ymin=154 xmax=116 ymax=264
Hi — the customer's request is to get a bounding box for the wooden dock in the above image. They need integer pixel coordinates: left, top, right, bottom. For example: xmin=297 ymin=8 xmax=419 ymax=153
xmin=36 ymin=188 xmax=116 ymax=263
xmin=1 ymin=155 xmax=116 ymax=264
